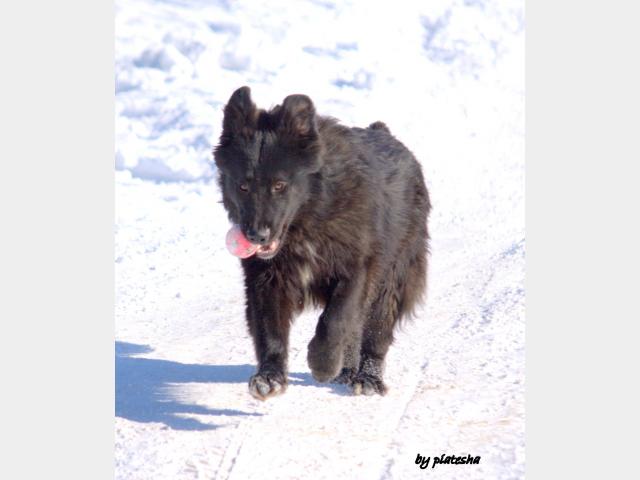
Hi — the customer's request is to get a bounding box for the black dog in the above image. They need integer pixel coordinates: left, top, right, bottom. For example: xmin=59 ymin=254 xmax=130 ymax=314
xmin=213 ymin=86 xmax=430 ymax=399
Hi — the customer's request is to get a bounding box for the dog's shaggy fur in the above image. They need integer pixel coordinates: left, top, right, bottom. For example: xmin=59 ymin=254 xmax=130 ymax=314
xmin=213 ymin=86 xmax=430 ymax=399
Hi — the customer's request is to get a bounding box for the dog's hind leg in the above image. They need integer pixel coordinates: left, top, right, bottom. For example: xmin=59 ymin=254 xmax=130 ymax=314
xmin=331 ymin=331 xmax=362 ymax=385
xmin=351 ymin=262 xmax=407 ymax=396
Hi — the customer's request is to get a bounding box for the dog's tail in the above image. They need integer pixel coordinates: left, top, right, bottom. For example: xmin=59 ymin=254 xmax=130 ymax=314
xmin=368 ymin=121 xmax=390 ymax=133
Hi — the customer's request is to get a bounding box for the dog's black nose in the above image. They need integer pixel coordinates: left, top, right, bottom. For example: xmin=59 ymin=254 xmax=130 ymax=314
xmin=246 ymin=227 xmax=271 ymax=245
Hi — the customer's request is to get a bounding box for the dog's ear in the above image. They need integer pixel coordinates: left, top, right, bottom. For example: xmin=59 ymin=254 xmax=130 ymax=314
xmin=220 ymin=86 xmax=256 ymax=144
xmin=278 ymin=94 xmax=317 ymax=142
xmin=278 ymin=94 xmax=323 ymax=172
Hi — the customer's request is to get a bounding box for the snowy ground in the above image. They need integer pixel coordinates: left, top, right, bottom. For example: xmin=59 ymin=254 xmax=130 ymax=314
xmin=115 ymin=0 xmax=524 ymax=478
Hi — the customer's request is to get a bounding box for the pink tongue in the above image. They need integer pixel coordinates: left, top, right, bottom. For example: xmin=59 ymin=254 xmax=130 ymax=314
xmin=225 ymin=225 xmax=259 ymax=258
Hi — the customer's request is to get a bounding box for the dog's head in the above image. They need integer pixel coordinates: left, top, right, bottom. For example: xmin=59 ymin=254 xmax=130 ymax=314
xmin=213 ymin=86 xmax=323 ymax=259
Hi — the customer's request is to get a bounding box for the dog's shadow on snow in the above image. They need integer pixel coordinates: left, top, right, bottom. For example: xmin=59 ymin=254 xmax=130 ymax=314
xmin=116 ymin=341 xmax=351 ymax=431
xmin=115 ymin=341 xmax=265 ymax=431
xmin=287 ymin=372 xmax=352 ymax=396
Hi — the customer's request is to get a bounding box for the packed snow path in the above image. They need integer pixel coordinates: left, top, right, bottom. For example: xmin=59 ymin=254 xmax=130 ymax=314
xmin=115 ymin=0 xmax=524 ymax=478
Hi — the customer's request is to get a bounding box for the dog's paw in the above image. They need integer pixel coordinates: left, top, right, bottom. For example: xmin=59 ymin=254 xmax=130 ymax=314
xmin=331 ymin=367 xmax=357 ymax=385
xmin=248 ymin=370 xmax=287 ymax=400
xmin=350 ymin=373 xmax=388 ymax=396
xmin=307 ymin=337 xmax=343 ymax=383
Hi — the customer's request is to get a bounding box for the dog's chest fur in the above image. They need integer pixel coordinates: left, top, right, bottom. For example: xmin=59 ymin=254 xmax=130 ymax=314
xmin=270 ymin=232 xmax=338 ymax=312
xmin=288 ymin=239 xmax=320 ymax=308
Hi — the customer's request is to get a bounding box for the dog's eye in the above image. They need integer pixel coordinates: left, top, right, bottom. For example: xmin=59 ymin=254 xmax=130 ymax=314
xmin=238 ymin=183 xmax=249 ymax=193
xmin=272 ymin=181 xmax=287 ymax=193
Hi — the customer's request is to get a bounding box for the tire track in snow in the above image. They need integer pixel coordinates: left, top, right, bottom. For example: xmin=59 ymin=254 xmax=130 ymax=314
xmin=215 ymin=417 xmax=252 ymax=479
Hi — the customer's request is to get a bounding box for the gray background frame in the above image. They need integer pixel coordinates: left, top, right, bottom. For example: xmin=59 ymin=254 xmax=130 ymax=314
xmin=0 ymin=0 xmax=638 ymax=478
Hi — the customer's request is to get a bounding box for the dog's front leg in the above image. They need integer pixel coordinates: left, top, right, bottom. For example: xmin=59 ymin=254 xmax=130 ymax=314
xmin=307 ymin=271 xmax=365 ymax=383
xmin=243 ymin=264 xmax=293 ymax=400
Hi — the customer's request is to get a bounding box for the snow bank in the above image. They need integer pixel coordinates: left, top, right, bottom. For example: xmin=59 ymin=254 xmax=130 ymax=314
xmin=115 ymin=0 xmax=523 ymax=182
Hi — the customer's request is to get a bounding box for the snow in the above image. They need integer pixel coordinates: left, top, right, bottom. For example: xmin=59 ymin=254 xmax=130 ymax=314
xmin=115 ymin=0 xmax=524 ymax=478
